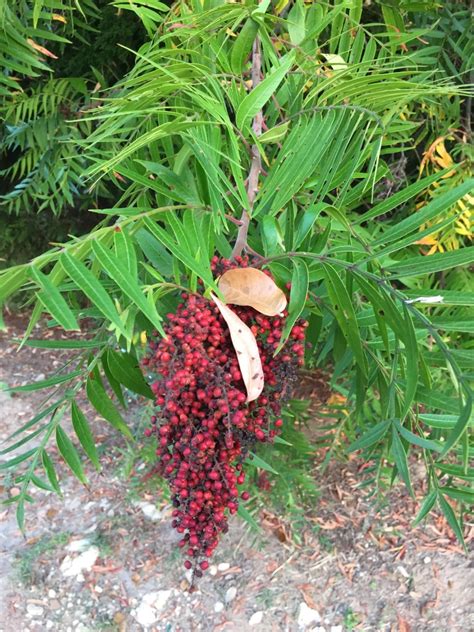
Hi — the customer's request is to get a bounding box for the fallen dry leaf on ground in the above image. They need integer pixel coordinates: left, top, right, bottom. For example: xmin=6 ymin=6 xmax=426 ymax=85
xmin=218 ymin=267 xmax=287 ymax=316
xmin=211 ymin=294 xmax=264 ymax=402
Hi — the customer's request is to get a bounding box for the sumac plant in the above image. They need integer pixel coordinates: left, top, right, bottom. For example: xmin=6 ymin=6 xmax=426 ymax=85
xmin=1 ymin=0 xmax=473 ymax=556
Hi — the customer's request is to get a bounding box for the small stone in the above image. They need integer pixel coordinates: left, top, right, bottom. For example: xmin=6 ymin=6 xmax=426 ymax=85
xmin=133 ymin=603 xmax=157 ymax=627
xmin=424 ymin=556 xmax=431 ymax=564
xmin=297 ymin=602 xmax=321 ymax=628
xmin=225 ymin=586 xmax=237 ymax=603
xmin=66 ymin=539 xmax=91 ymax=553
xmin=310 ymin=627 xmax=326 ymax=632
xmin=49 ymin=600 xmax=60 ymax=610
xmin=35 ymin=373 xmax=46 ymax=382
xmin=209 ymin=565 xmax=218 ymax=576
xmin=26 ymin=604 xmax=44 ymax=617
xmin=249 ymin=611 xmax=264 ymax=626
xmin=397 ymin=565 xmax=410 ymax=578
xmin=218 ymin=563 xmax=230 ymax=572
xmin=135 ymin=501 xmax=162 ymax=522
xmin=60 ymin=546 xmax=100 ymax=579
xmin=214 ymin=602 xmax=224 ymax=613
xmin=46 ymin=622 xmax=54 ymax=630
xmin=94 ymin=586 xmax=103 ymax=594
xmin=330 ymin=627 xmax=343 ymax=632
xmin=75 ymin=625 xmax=92 ymax=632
xmin=47 ymin=589 xmax=57 ymax=598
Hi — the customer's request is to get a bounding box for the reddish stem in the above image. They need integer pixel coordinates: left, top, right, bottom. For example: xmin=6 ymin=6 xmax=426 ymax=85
xmin=231 ymin=37 xmax=263 ymax=259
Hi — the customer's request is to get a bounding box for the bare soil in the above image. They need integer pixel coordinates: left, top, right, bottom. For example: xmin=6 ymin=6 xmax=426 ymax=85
xmin=0 ymin=313 xmax=473 ymax=632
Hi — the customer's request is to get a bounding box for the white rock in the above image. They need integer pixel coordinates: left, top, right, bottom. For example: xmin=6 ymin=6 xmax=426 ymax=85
xmin=297 ymin=602 xmax=321 ymax=628
xmin=26 ymin=604 xmax=44 ymax=617
xmin=225 ymin=586 xmax=237 ymax=603
xmin=330 ymin=627 xmax=343 ymax=632
xmin=217 ymin=562 xmax=230 ymax=572
xmin=47 ymin=589 xmax=57 ymax=598
xmin=133 ymin=603 xmax=157 ymax=627
xmin=46 ymin=622 xmax=54 ymax=630
xmin=424 ymin=556 xmax=431 ymax=564
xmin=66 ymin=539 xmax=91 ymax=553
xmin=209 ymin=565 xmax=218 ymax=576
xmin=310 ymin=628 xmax=326 ymax=632
xmin=135 ymin=501 xmax=162 ymax=522
xmin=214 ymin=602 xmax=224 ymax=613
xmin=75 ymin=625 xmax=92 ymax=632
xmin=60 ymin=546 xmax=100 ymax=578
xmin=249 ymin=611 xmax=264 ymax=626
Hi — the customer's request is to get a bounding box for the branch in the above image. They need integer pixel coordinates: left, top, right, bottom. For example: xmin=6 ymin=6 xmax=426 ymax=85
xmin=231 ymin=37 xmax=263 ymax=259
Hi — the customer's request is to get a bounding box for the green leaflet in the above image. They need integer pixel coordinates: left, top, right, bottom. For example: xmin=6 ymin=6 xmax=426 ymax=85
xmin=391 ymin=425 xmax=414 ymax=496
xmin=246 ymin=452 xmax=279 ymax=475
xmin=230 ymin=17 xmax=259 ymax=74
xmin=142 ymin=218 xmax=217 ymax=290
xmin=55 ymin=425 xmax=88 ymax=485
xmin=438 ymin=494 xmax=465 ymax=548
xmin=107 ymin=348 xmax=153 ymax=399
xmin=92 ymin=240 xmax=165 ymax=337
xmin=60 ymin=252 xmax=127 ymax=338
xmin=5 ymin=370 xmax=82 ymax=393
xmin=347 ymin=419 xmax=391 ymax=452
xmin=101 ymin=351 xmax=126 ymax=408
xmin=394 ymin=420 xmax=442 ymax=453
xmin=237 ymin=503 xmax=260 ymax=531
xmin=114 ymin=229 xmax=138 ymax=277
xmin=322 ymin=263 xmax=367 ymax=377
xmin=387 ymin=247 xmax=474 ymax=278
xmin=86 ymin=375 xmax=133 ymax=440
xmin=236 ymin=52 xmax=294 ymax=129
xmin=439 ymin=396 xmax=473 ymax=457
xmin=355 ymin=169 xmax=450 ymax=224
xmin=258 ymin=121 xmax=290 ymax=144
xmin=287 ymin=0 xmax=305 ymax=45
xmin=371 ymin=178 xmax=474 ymax=247
xmin=71 ymin=401 xmax=100 ymax=470
xmin=412 ymin=489 xmax=437 ymax=526
xmin=276 ymin=257 xmax=308 ymax=353
xmin=293 ymin=203 xmax=324 ymax=248
xmin=400 ymin=304 xmax=418 ymax=419
xmin=30 ymin=268 xmax=80 ymax=331
xmin=16 ymin=339 xmax=106 ymax=350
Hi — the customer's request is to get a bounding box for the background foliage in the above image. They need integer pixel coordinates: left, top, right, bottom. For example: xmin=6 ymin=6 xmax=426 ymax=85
xmin=0 ymin=0 xmax=472 ymax=540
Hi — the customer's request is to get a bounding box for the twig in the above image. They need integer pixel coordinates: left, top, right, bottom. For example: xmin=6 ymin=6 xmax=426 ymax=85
xmin=231 ymin=37 xmax=263 ymax=259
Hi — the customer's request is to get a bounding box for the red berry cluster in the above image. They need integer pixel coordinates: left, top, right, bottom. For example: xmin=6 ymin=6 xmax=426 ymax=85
xmin=142 ymin=257 xmax=306 ymax=577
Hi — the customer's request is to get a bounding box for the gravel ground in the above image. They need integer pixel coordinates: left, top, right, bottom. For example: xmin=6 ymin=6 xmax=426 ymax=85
xmin=1 ymin=314 xmax=473 ymax=632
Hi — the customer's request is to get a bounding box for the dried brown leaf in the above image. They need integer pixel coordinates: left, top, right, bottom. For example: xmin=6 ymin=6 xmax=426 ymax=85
xmin=218 ymin=267 xmax=287 ymax=316
xmin=211 ymin=294 xmax=264 ymax=402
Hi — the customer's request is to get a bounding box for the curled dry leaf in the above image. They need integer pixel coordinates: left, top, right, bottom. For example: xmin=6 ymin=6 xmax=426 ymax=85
xmin=211 ymin=294 xmax=264 ymax=402
xmin=218 ymin=267 xmax=287 ymax=316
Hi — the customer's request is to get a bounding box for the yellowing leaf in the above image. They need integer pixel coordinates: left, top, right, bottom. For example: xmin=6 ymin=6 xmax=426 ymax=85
xmin=211 ymin=294 xmax=264 ymax=403
xmin=27 ymin=39 xmax=58 ymax=59
xmin=218 ymin=267 xmax=287 ymax=316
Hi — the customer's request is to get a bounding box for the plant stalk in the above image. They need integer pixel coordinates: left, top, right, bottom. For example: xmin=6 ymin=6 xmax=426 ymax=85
xmin=231 ymin=36 xmax=263 ymax=259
